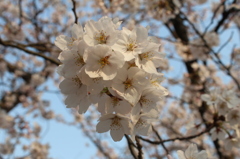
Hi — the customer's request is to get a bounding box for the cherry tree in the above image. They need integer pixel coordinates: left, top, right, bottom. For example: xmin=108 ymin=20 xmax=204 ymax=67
xmin=0 ymin=0 xmax=240 ymax=158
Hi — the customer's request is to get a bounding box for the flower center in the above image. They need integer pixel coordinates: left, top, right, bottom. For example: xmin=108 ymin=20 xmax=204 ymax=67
xmin=211 ymin=95 xmax=217 ymax=101
xmin=126 ymin=39 xmax=137 ymax=51
xmin=99 ymin=56 xmax=110 ymax=68
xmin=225 ymin=96 xmax=231 ymax=102
xmin=67 ymin=37 xmax=77 ymax=46
xmin=74 ymin=54 xmax=85 ymax=66
xmin=123 ymin=78 xmax=133 ymax=89
xmin=139 ymin=52 xmax=154 ymax=61
xmin=111 ymin=97 xmax=120 ymax=107
xmin=231 ymin=112 xmax=239 ymax=120
xmin=135 ymin=118 xmax=146 ymax=128
xmin=151 ymin=80 xmax=159 ymax=87
xmin=71 ymin=76 xmax=82 ymax=87
xmin=95 ymin=30 xmax=109 ymax=44
xmin=92 ymin=77 xmax=101 ymax=84
xmin=139 ymin=96 xmax=150 ymax=107
xmin=110 ymin=116 xmax=121 ymax=130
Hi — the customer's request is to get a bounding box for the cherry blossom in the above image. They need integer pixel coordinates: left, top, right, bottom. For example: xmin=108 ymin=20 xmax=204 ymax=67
xmin=55 ymin=23 xmax=84 ymax=50
xmin=112 ymin=26 xmax=148 ymax=61
xmin=135 ymin=42 xmax=165 ymax=74
xmin=58 ymin=40 xmax=88 ymax=78
xmin=96 ymin=113 xmax=131 ymax=141
xmin=84 ymin=45 xmax=125 ymax=80
xmin=131 ymin=110 xmax=158 ymax=136
xmin=220 ymin=89 xmax=239 ymax=108
xmin=147 ymin=73 xmax=168 ymax=95
xmin=79 ymin=66 xmax=110 ymax=94
xmin=55 ymin=16 xmax=167 ymax=142
xmin=132 ymin=87 xmax=164 ymax=115
xmin=177 ymin=144 xmax=208 ymax=159
xmin=227 ymin=109 xmax=240 ymax=125
xmin=83 ymin=17 xmax=119 ymax=46
xmin=210 ymin=127 xmax=226 ymax=141
xmin=112 ymin=67 xmax=148 ymax=105
xmin=201 ymin=88 xmax=220 ymax=106
xmin=104 ymin=88 xmax=132 ymax=115
xmin=59 ymin=76 xmax=91 ymax=114
xmin=224 ymin=137 xmax=240 ymax=151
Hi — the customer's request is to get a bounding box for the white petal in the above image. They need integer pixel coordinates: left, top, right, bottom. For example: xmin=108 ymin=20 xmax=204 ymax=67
xmin=124 ymin=87 xmax=140 ymax=105
xmin=101 ymin=65 xmax=117 ymax=80
xmin=185 ymin=144 xmax=198 ymax=158
xmin=132 ymin=103 xmax=141 ymax=115
xmin=71 ymin=24 xmax=83 ymax=40
xmin=135 ymin=26 xmax=148 ymax=43
xmin=110 ymin=129 xmax=124 ymax=141
xmin=196 ymin=151 xmax=208 ymax=159
xmin=142 ymin=61 xmax=158 ymax=74
xmin=115 ymin=100 xmax=132 ymax=115
xmin=55 ymin=35 xmax=70 ymax=50
xmin=201 ymin=94 xmax=210 ymax=102
xmin=96 ymin=120 xmax=111 ymax=133
xmin=78 ymin=97 xmax=91 ymax=114
xmin=177 ymin=150 xmax=186 ymax=159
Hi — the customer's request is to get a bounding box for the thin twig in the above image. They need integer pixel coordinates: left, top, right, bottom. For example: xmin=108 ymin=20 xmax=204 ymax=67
xmin=152 ymin=126 xmax=169 ymax=154
xmin=71 ymin=0 xmax=78 ymax=24
xmin=138 ymin=126 xmax=213 ymax=145
xmin=203 ymin=0 xmax=226 ymax=35
xmin=18 ymin=0 xmax=23 ymax=26
xmin=135 ymin=136 xmax=143 ymax=159
xmin=215 ymin=31 xmax=233 ymax=54
xmin=125 ymin=135 xmax=137 ymax=159
xmin=0 ymin=39 xmax=60 ymax=65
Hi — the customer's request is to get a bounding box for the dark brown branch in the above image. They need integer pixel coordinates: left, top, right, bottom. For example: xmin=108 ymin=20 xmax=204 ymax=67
xmin=0 ymin=39 xmax=60 ymax=65
xmin=138 ymin=126 xmax=212 ymax=145
xmin=152 ymin=126 xmax=169 ymax=154
xmin=125 ymin=135 xmax=137 ymax=159
xmin=216 ymin=31 xmax=234 ymax=54
xmin=71 ymin=0 xmax=78 ymax=24
xmin=135 ymin=136 xmax=143 ymax=159
xmin=18 ymin=0 xmax=23 ymax=26
xmin=203 ymin=0 xmax=227 ymax=34
xmin=214 ymin=1 xmax=240 ymax=32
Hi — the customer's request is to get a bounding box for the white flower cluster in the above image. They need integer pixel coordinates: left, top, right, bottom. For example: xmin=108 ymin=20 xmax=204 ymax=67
xmin=55 ymin=16 xmax=168 ymax=141
xmin=201 ymin=88 xmax=240 ymax=150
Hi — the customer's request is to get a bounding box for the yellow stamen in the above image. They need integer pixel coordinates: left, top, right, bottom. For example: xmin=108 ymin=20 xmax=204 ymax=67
xmin=110 ymin=116 xmax=121 ymax=130
xmin=126 ymin=42 xmax=137 ymax=51
xmin=95 ymin=30 xmax=109 ymax=44
xmin=71 ymin=76 xmax=82 ymax=87
xmin=123 ymin=78 xmax=133 ymax=89
xmin=74 ymin=53 xmax=84 ymax=66
xmin=139 ymin=52 xmax=154 ymax=61
xmin=99 ymin=56 xmax=110 ymax=68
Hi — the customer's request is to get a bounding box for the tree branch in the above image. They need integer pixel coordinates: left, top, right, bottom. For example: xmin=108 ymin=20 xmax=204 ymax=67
xmin=71 ymin=0 xmax=78 ymax=24
xmin=0 ymin=39 xmax=60 ymax=65
xmin=135 ymin=136 xmax=143 ymax=159
xmin=125 ymin=135 xmax=137 ymax=159
xmin=138 ymin=126 xmax=212 ymax=145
